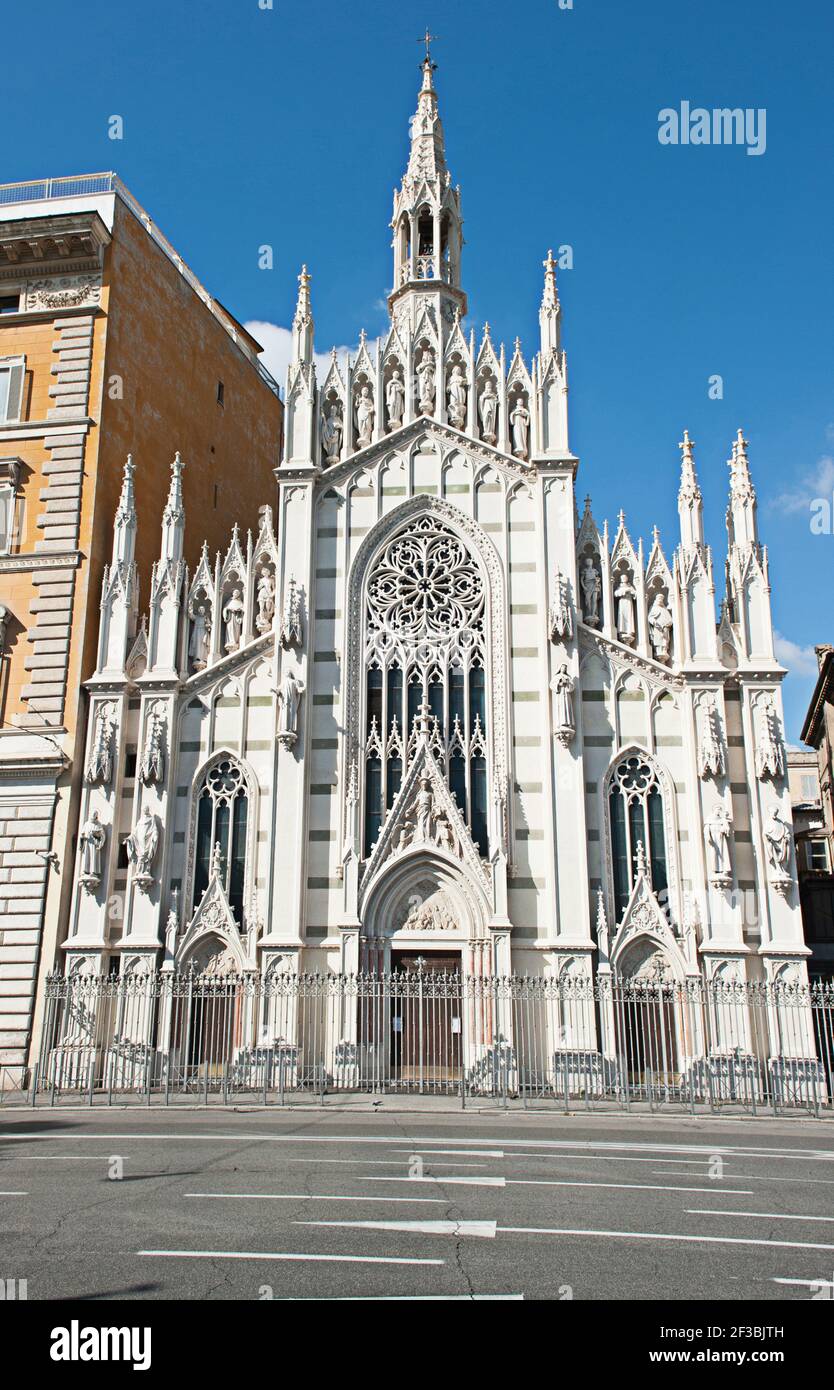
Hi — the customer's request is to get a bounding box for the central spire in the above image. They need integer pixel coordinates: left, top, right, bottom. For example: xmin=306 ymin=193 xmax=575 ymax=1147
xmin=388 ymin=47 xmax=466 ymax=323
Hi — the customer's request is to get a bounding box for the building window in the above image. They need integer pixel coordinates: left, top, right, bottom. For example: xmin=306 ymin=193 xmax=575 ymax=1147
xmin=801 ymin=774 xmax=819 ymax=801
xmin=0 ymin=294 xmax=19 ymax=315
xmin=193 ymin=757 xmax=248 ymax=920
xmin=0 ymin=483 xmax=14 ymax=555
xmin=216 ymin=380 xmax=225 ymax=406
xmin=806 ymin=839 xmax=830 ymax=872
xmin=362 ymin=514 xmax=489 ymax=857
xmin=0 ymin=358 xmax=25 ymax=423
xmin=608 ymin=753 xmax=669 ymax=921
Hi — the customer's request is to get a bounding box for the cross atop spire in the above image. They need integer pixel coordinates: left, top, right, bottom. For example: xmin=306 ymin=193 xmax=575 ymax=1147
xmin=420 ymin=28 xmax=438 ymax=68
xmin=677 ymin=429 xmax=703 ymax=548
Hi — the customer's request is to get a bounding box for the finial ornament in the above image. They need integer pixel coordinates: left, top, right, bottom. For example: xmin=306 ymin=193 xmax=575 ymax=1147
xmin=420 ymin=28 xmax=438 ymax=65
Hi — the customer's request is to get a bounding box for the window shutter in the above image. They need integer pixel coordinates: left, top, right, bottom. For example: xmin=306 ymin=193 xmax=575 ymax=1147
xmin=4 ymin=361 xmax=25 ymax=421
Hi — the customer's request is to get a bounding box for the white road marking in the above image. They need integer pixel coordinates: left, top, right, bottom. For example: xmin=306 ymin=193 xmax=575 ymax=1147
xmin=0 ymin=1191 xmax=27 ymax=1196
xmin=281 ymin=1294 xmax=524 ymax=1301
xmin=389 ymin=1149 xmax=504 ymax=1159
xmin=499 ymin=1226 xmax=834 ymax=1252
xmin=138 ymin=1249 xmax=444 ymax=1266
xmin=687 ymin=1208 xmax=834 ymax=1223
xmin=772 ymin=1277 xmax=834 ymax=1289
xmin=185 ymin=1193 xmax=446 ymax=1204
xmin=287 ymin=1157 xmax=490 ymax=1168
xmin=295 ymin=1219 xmax=497 ymax=1239
xmin=360 ymin=1175 xmax=506 ymax=1188
xmin=508 ymin=1179 xmax=754 ymax=1195
xmin=7 ymin=1134 xmax=833 ymax=1160
xmin=653 ymin=1170 xmax=834 ymax=1186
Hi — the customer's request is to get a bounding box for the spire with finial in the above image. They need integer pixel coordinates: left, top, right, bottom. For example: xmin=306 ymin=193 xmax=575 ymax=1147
xmin=160 ymin=452 xmax=186 ymax=561
xmin=291 ymin=263 xmax=314 ymax=365
xmin=114 ymin=454 xmax=136 ymax=537
xmin=726 ymin=426 xmax=758 ymax=548
xmin=539 ymin=247 xmax=562 ymax=358
xmin=677 ymin=429 xmax=704 ymax=549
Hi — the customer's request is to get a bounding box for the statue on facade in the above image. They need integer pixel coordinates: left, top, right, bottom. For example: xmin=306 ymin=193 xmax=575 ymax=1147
xmin=222 ymin=588 xmax=245 ymax=652
xmin=85 ymin=703 xmax=115 ymax=785
xmin=415 ymin=774 xmax=434 ymax=841
xmin=697 ymin=692 xmax=726 ymax=780
xmin=79 ymin=810 xmax=107 ymax=890
xmin=478 ymin=379 xmax=498 ymax=444
xmin=704 ymin=803 xmax=733 ymax=885
xmin=446 ymin=365 xmax=467 ymax=428
xmin=614 ymin=572 xmax=637 ymax=645
xmin=416 ymin=350 xmax=435 ymax=414
xmin=754 ymin=696 xmax=785 ymax=782
xmin=276 ymin=668 xmax=306 ymax=749
xmin=510 ymin=397 xmax=530 ymax=460
xmin=386 ymin=370 xmax=405 ymax=430
xmin=321 ymin=402 xmax=343 ymax=464
xmin=648 ymin=591 xmax=673 ymax=662
xmin=551 ymin=663 xmax=575 ymax=746
xmin=355 ymin=385 xmax=375 ymax=447
xmin=255 ymin=567 xmax=276 ymax=633
xmin=188 ymin=603 xmax=211 ymax=670
xmin=580 ymin=557 xmax=601 ymax=627
xmin=124 ymin=807 xmax=160 ymax=891
xmin=763 ymin=806 xmax=791 ymax=879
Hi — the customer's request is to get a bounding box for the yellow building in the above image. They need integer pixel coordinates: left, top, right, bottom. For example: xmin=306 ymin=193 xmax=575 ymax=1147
xmin=0 ymin=173 xmax=282 ymax=1081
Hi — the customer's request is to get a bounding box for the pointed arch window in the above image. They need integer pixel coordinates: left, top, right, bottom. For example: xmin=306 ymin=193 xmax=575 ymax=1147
xmin=193 ymin=758 xmax=248 ymax=920
xmin=363 ymin=515 xmax=489 ymax=858
xmin=608 ymin=754 xmax=668 ymax=921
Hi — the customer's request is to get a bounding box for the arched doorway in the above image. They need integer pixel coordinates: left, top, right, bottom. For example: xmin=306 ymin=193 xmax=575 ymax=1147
xmin=174 ymin=937 xmax=244 ymax=1084
xmin=613 ymin=938 xmax=681 ymax=1098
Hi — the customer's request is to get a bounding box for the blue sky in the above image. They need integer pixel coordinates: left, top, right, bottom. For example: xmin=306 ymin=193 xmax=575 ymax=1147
xmin=4 ymin=0 xmax=832 ymax=738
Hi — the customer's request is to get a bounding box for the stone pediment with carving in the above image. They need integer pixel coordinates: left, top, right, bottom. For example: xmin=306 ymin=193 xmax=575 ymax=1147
xmin=578 ymin=625 xmax=683 ymax=691
xmin=182 ymin=630 xmax=274 ymax=697
xmin=609 ymin=865 xmax=685 ymax=971
xmin=317 ymin=416 xmax=532 ymax=490
xmin=177 ymin=872 xmax=246 ymax=968
xmin=359 ymin=740 xmax=491 ymax=902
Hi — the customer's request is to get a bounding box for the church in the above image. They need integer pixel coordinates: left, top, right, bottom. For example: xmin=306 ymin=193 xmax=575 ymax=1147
xmin=59 ymin=52 xmax=812 ymax=1076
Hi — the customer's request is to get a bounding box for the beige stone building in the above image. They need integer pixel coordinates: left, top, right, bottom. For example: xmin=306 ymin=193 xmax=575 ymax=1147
xmin=0 ymin=174 xmax=282 ymax=1081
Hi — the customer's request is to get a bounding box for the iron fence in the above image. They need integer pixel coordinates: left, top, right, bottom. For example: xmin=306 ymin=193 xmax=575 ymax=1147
xmin=21 ymin=967 xmax=834 ymax=1114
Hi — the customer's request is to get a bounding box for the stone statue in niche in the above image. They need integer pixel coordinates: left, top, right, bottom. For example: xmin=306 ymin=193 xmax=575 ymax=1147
xmin=763 ymin=806 xmax=791 ymax=879
xmin=355 ymin=385 xmax=375 ymax=447
xmin=551 ymin=663 xmax=575 ymax=746
xmin=386 ymin=370 xmax=405 ymax=430
xmin=648 ymin=591 xmax=673 ymax=662
xmin=580 ymin=557 xmax=601 ymax=627
xmin=416 ymin=350 xmax=435 ymax=414
xmin=415 ymin=774 xmax=434 ymax=841
xmin=478 ymin=379 xmax=498 ymax=444
xmin=188 ymin=603 xmax=211 ymax=670
xmin=222 ymin=588 xmax=245 ymax=652
xmin=446 ymin=365 xmax=467 ymax=428
xmin=276 ymin=668 xmax=306 ymax=749
xmin=510 ymin=397 xmax=530 ymax=460
xmin=255 ymin=567 xmax=276 ymax=633
xmin=614 ymin=573 xmax=637 ymax=645
xmin=79 ymin=810 xmax=107 ymax=890
xmin=124 ymin=807 xmax=160 ymax=891
xmin=321 ymin=403 xmax=343 ymax=464
xmin=704 ymin=803 xmax=733 ymax=885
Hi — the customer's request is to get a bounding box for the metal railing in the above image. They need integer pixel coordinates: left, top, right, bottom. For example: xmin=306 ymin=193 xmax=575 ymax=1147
xmin=22 ymin=968 xmax=834 ymax=1113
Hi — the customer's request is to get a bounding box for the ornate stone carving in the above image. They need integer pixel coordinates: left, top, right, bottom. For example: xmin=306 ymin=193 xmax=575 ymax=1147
xmin=696 ymin=691 xmax=726 ymax=779
xmin=478 ymin=379 xmax=498 ymax=444
xmin=510 ymin=397 xmax=530 ymax=461
xmin=548 ymin=568 xmax=573 ymax=643
xmin=85 ymin=702 xmax=117 ymax=785
xmin=188 ymin=603 xmax=211 ymax=671
xmin=222 ymin=588 xmax=245 ymax=652
xmin=280 ymin=575 xmax=303 ymax=649
xmin=140 ymin=701 xmax=166 ymax=784
xmin=355 ymin=385 xmax=375 ymax=447
xmin=79 ymin=810 xmax=106 ymax=891
xmin=366 ymin=516 xmax=484 ymax=639
xmin=386 ymin=370 xmax=405 ymax=430
xmin=124 ymin=807 xmax=160 ymax=891
xmin=763 ymin=805 xmax=791 ymax=890
xmin=397 ymin=889 xmax=458 ymax=933
xmin=446 ymin=365 xmax=467 ymax=428
xmin=614 ymin=571 xmax=637 ymax=645
xmin=321 ymin=403 xmax=343 ymax=463
xmin=647 ymin=590 xmax=673 ymax=662
xmin=24 ymin=275 xmax=101 ymax=311
xmin=754 ymin=694 xmax=784 ymax=782
xmin=416 ymin=349 xmax=435 ymax=414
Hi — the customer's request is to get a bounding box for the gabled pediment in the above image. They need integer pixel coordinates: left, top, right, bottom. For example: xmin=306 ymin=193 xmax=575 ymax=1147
xmin=317 ymin=415 xmax=531 ymax=486
xmin=610 ymin=855 xmax=686 ymax=977
xmin=359 ymin=737 xmax=491 ymax=907
xmin=177 ymin=869 xmax=246 ymax=968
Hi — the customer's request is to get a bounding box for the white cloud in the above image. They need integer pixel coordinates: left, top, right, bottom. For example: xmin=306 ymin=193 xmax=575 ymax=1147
xmin=768 ymin=454 xmax=834 ymax=514
xmin=773 ymin=630 xmax=819 ymax=680
xmin=245 ymin=320 xmax=365 ymax=392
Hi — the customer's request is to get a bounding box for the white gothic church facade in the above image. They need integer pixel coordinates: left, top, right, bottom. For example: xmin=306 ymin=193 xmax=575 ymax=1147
xmin=61 ymin=56 xmax=810 ymax=1048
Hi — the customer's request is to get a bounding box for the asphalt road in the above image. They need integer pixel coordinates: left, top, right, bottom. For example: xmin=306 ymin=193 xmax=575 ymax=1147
xmin=1 ymin=1107 xmax=833 ymax=1301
